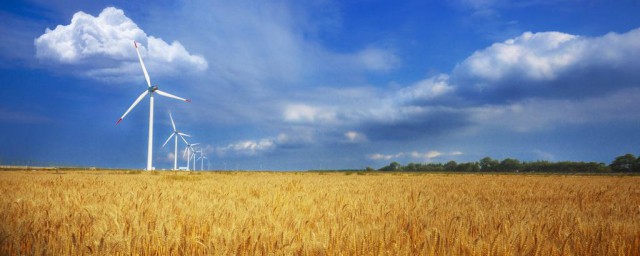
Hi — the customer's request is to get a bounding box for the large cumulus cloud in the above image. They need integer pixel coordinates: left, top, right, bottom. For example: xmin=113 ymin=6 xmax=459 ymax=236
xmin=452 ymin=29 xmax=640 ymax=102
xmin=34 ymin=7 xmax=207 ymax=81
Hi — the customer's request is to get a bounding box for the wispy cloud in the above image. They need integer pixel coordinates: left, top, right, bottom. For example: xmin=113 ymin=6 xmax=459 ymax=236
xmin=283 ymin=104 xmax=338 ymax=124
xmin=343 ymin=131 xmax=367 ymax=144
xmin=216 ymin=139 xmax=276 ymax=156
xmin=368 ymin=150 xmax=462 ymax=162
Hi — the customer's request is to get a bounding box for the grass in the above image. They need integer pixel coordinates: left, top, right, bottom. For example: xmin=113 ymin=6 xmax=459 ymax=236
xmin=0 ymin=170 xmax=638 ymax=254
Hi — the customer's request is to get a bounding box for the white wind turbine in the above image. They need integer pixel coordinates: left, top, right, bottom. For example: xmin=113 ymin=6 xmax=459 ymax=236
xmin=116 ymin=41 xmax=190 ymax=171
xmin=181 ymin=139 xmax=199 ymax=171
xmin=161 ymin=112 xmax=191 ymax=170
xmin=191 ymin=147 xmax=199 ymax=171
xmin=197 ymin=150 xmax=207 ymax=171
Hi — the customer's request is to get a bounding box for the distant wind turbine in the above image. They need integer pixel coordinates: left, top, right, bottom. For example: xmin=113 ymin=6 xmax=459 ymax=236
xmin=116 ymin=41 xmax=190 ymax=171
xmin=181 ymin=139 xmax=199 ymax=171
xmin=197 ymin=151 xmax=207 ymax=171
xmin=161 ymin=112 xmax=191 ymax=170
xmin=191 ymin=148 xmax=199 ymax=171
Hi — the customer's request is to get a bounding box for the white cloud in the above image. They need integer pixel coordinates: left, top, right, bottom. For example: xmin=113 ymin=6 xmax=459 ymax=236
xmin=283 ymin=104 xmax=337 ymax=124
xmin=395 ymin=74 xmax=454 ymax=103
xmin=455 ymin=31 xmax=579 ymax=82
xmin=34 ymin=7 xmax=207 ymax=81
xmin=453 ymin=28 xmax=640 ymax=89
xmin=413 ymin=151 xmax=443 ymax=159
xmin=216 ymin=139 xmax=276 ymax=156
xmin=343 ymin=131 xmax=367 ymax=143
xmin=214 ymin=129 xmax=322 ymax=156
xmin=275 ymin=76 xmax=455 ymax=128
xmin=214 ymin=129 xmax=319 ymax=157
xmin=275 ymin=131 xmax=315 ymax=145
xmin=368 ymin=150 xmax=462 ymax=161
xmin=450 ymin=151 xmax=464 ymax=156
xmin=368 ymin=153 xmax=403 ymax=161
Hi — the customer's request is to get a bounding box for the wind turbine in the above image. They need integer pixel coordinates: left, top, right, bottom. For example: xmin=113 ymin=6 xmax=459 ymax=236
xmin=161 ymin=112 xmax=190 ymax=170
xmin=116 ymin=41 xmax=190 ymax=171
xmin=182 ymin=147 xmax=190 ymax=171
xmin=191 ymin=147 xmax=199 ymax=171
xmin=197 ymin=151 xmax=207 ymax=171
xmin=181 ymin=139 xmax=199 ymax=171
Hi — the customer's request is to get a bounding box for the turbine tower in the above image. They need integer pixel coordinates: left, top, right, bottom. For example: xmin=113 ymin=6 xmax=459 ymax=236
xmin=162 ymin=112 xmax=190 ymax=170
xmin=116 ymin=41 xmax=190 ymax=171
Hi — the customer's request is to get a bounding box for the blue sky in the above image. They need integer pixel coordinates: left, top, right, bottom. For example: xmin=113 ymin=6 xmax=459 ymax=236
xmin=1 ymin=0 xmax=640 ymax=170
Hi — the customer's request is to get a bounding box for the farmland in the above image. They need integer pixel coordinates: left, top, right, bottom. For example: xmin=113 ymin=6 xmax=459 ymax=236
xmin=0 ymin=170 xmax=638 ymax=255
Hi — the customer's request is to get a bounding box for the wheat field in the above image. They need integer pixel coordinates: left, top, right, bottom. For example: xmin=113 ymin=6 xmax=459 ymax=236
xmin=0 ymin=170 xmax=638 ymax=255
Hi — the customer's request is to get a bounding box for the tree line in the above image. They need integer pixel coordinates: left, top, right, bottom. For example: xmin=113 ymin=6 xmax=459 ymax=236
xmin=375 ymin=153 xmax=640 ymax=173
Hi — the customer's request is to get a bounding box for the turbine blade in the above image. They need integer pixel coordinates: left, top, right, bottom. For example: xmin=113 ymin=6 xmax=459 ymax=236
xmin=155 ymin=90 xmax=190 ymax=102
xmin=179 ymin=134 xmax=190 ymax=145
xmin=178 ymin=133 xmax=191 ymax=137
xmin=169 ymin=112 xmax=177 ymax=131
xmin=116 ymin=90 xmax=149 ymax=125
xmin=162 ymin=133 xmax=175 ymax=148
xmin=134 ymin=41 xmax=152 ymax=88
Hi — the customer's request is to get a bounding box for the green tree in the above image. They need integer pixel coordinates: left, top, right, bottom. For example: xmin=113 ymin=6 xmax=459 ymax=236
xmin=610 ymin=154 xmax=637 ymax=172
xmin=499 ymin=158 xmax=522 ymax=172
xmin=405 ymin=163 xmax=420 ymax=172
xmin=444 ymin=161 xmax=458 ymax=172
xmin=479 ymin=157 xmax=499 ymax=172
xmin=456 ymin=162 xmax=480 ymax=172
xmin=379 ymin=162 xmax=402 ymax=171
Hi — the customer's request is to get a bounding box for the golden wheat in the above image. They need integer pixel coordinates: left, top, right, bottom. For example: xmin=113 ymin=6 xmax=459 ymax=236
xmin=0 ymin=171 xmax=638 ymax=255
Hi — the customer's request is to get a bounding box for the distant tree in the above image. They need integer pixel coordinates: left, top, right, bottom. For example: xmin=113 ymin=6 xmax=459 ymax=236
xmin=610 ymin=154 xmax=637 ymax=172
xmin=405 ymin=163 xmax=420 ymax=172
xmin=444 ymin=161 xmax=457 ymax=172
xmin=379 ymin=162 xmax=402 ymax=171
xmin=422 ymin=163 xmax=444 ymax=172
xmin=365 ymin=166 xmax=375 ymax=172
xmin=479 ymin=157 xmax=499 ymax=172
xmin=522 ymin=160 xmax=552 ymax=172
xmin=499 ymin=158 xmax=522 ymax=172
xmin=456 ymin=162 xmax=480 ymax=172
